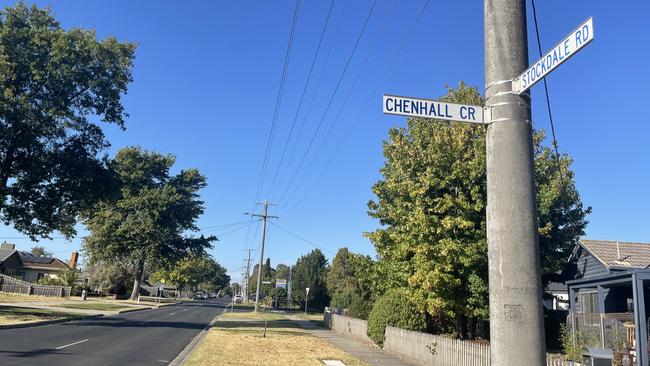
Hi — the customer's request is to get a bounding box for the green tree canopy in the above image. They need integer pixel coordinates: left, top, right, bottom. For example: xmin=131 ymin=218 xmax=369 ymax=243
xmin=87 ymin=262 xmax=135 ymax=296
xmin=291 ymin=249 xmax=329 ymax=310
xmin=326 ymin=247 xmax=374 ymax=310
xmin=0 ymin=3 xmax=136 ymax=239
xmin=274 ymin=264 xmax=290 ymax=281
xmin=152 ymin=253 xmax=229 ymax=293
xmin=247 ymin=259 xmax=275 ymax=297
xmin=30 ymin=246 xmax=52 ymax=257
xmin=82 ymin=147 xmax=215 ymax=300
xmin=366 ymin=83 xmax=590 ymax=336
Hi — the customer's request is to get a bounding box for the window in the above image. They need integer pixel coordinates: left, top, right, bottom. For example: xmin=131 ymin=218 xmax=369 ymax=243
xmin=579 ymin=291 xmax=598 ymax=313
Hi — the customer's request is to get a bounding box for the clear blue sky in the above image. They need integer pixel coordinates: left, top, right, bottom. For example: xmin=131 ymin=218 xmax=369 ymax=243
xmin=2 ymin=0 xmax=649 ymax=283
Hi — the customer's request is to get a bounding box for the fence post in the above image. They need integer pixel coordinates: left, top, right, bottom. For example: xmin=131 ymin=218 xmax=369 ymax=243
xmin=600 ymin=312 xmax=605 ymax=348
xmin=571 ymin=312 xmax=577 ymax=352
xmin=27 ymin=285 xmax=33 ymax=295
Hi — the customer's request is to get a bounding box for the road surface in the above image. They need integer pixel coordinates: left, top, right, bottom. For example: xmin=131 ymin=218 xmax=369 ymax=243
xmin=0 ymin=299 xmax=227 ymax=365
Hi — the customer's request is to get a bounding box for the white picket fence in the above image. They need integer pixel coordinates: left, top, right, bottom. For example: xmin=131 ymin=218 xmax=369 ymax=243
xmin=385 ymin=326 xmax=490 ymax=366
xmin=324 ymin=311 xmax=576 ymax=366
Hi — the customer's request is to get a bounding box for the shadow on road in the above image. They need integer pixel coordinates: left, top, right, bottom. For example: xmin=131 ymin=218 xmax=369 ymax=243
xmin=0 ymin=348 xmax=71 ymax=358
xmin=59 ymin=316 xmax=208 ymax=330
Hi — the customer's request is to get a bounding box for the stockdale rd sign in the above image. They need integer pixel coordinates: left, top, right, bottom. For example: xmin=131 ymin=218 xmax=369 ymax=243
xmin=383 ymin=94 xmax=484 ymax=124
xmin=512 ymin=17 xmax=594 ymax=95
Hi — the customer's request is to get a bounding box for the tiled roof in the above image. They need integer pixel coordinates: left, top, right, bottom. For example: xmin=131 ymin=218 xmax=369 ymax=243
xmin=580 ymin=239 xmax=650 ymax=269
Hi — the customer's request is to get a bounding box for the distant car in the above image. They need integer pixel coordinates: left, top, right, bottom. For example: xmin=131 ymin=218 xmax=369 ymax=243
xmin=233 ymin=295 xmax=242 ymax=303
xmin=194 ymin=292 xmax=207 ymax=300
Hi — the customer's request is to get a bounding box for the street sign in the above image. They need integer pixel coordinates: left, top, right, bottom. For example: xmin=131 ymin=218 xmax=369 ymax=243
xmin=383 ymin=94 xmax=484 ymax=124
xmin=512 ymin=17 xmax=594 ymax=95
xmin=275 ymin=279 xmax=287 ymax=288
xmin=261 ymin=281 xmax=271 ymax=285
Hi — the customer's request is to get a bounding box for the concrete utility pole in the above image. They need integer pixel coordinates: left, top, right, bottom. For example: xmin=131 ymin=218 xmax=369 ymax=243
xmin=287 ymin=265 xmax=292 ymax=305
xmin=243 ymin=249 xmax=252 ymax=302
xmin=247 ymin=201 xmax=278 ymax=312
xmin=484 ymin=0 xmax=546 ymax=364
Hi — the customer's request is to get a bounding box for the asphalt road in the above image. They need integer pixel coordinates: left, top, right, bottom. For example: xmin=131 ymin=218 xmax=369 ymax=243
xmin=0 ymin=299 xmax=227 ymax=366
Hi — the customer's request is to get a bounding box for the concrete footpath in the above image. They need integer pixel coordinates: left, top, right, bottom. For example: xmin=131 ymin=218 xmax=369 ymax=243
xmin=285 ymin=314 xmax=412 ymax=366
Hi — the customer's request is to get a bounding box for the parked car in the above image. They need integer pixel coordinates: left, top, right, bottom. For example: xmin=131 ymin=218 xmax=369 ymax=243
xmin=194 ymin=292 xmax=207 ymax=300
xmin=233 ymin=295 xmax=242 ymax=303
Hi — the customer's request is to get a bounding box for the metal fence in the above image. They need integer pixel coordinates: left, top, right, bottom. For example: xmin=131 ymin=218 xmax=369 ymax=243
xmin=567 ymin=312 xmax=636 ymax=364
xmin=0 ymin=273 xmax=71 ymax=298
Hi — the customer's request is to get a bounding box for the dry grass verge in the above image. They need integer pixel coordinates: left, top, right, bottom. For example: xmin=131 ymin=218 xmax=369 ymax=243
xmin=0 ymin=292 xmax=62 ymax=303
xmin=220 ymin=310 xmax=286 ymax=321
xmin=0 ymin=306 xmax=84 ymax=325
xmin=185 ymin=317 xmax=369 ymax=366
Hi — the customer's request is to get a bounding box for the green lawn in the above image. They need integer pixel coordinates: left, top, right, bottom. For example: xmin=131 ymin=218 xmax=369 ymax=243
xmin=0 ymin=306 xmax=84 ymax=325
xmin=55 ymin=303 xmax=129 ymax=311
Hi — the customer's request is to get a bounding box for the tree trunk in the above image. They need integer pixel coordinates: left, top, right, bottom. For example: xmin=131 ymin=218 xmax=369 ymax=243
xmin=129 ymin=258 xmax=145 ymax=301
xmin=456 ymin=313 xmax=467 ymax=339
xmin=468 ymin=316 xmax=477 ymax=340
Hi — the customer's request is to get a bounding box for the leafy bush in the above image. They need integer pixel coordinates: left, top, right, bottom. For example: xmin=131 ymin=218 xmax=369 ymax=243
xmin=348 ymin=295 xmax=373 ymax=320
xmin=330 ymin=289 xmax=355 ymax=310
xmin=367 ymin=289 xmax=426 ymax=345
xmin=329 ymin=288 xmax=373 ymax=320
xmin=560 ymin=324 xmax=602 ymax=362
xmin=269 ymin=287 xmax=288 ymax=301
xmin=89 ymin=263 xmax=135 ymax=295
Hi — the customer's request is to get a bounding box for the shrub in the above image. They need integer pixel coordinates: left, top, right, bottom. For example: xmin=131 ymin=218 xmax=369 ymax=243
xmin=367 ymin=289 xmax=427 ymax=345
xmin=348 ymin=295 xmax=373 ymax=320
xmin=330 ymin=289 xmax=355 ymax=310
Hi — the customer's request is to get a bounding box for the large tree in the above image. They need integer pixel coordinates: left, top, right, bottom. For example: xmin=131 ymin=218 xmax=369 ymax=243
xmin=366 ymin=83 xmax=590 ymax=337
xmin=326 ymin=247 xmax=373 ymax=300
xmin=247 ymin=258 xmax=275 ymax=297
xmin=0 ymin=3 xmax=136 ymax=238
xmin=82 ymin=147 xmax=214 ymax=300
xmin=291 ymin=249 xmax=329 ymax=310
xmin=30 ymin=246 xmax=52 ymax=257
xmin=152 ymin=253 xmax=229 ymax=293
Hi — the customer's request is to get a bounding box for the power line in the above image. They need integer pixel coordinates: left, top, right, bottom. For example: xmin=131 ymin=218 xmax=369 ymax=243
xmin=265 ymin=0 xmax=336 ymax=199
xmin=202 ymin=220 xmax=260 ymax=236
xmin=253 ymin=0 xmax=301 ymax=205
xmin=275 ymin=0 xmax=379 ymax=204
xmin=530 ymin=0 xmax=569 ymax=208
xmin=288 ymin=0 xmax=432 ymax=210
xmin=282 ymin=0 xmax=399 ymax=208
xmin=269 ymin=221 xmax=336 ymax=255
xmin=245 ymin=0 xmax=301 ymax=254
xmin=199 ymin=220 xmax=254 ymax=230
xmin=278 ymin=0 xmax=350 ymax=200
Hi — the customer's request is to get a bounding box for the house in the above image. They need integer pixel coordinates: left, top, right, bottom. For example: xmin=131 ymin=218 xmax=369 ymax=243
xmin=544 ymin=279 xmax=569 ymax=310
xmin=564 ymin=239 xmax=650 ymax=366
xmin=0 ymin=242 xmax=76 ymax=283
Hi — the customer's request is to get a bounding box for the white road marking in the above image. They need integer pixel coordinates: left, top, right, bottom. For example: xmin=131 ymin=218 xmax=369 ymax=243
xmin=55 ymin=339 xmax=89 ymax=350
xmin=169 ymin=312 xmax=176 ymax=316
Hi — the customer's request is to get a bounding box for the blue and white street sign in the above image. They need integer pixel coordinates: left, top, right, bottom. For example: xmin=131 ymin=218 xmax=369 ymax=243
xmin=512 ymin=17 xmax=594 ymax=95
xmin=383 ymin=94 xmax=485 ymax=124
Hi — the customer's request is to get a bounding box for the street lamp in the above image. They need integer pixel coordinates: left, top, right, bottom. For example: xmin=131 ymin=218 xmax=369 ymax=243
xmin=305 ymin=287 xmax=310 ymax=314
